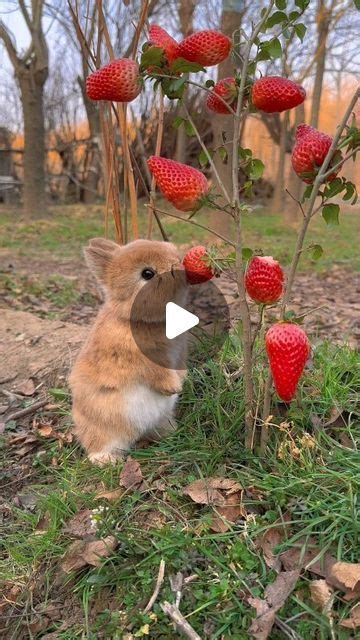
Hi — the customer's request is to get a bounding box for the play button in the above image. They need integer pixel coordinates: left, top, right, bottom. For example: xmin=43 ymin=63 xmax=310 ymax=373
xmin=166 ymin=302 xmax=199 ymax=339
xmin=130 ymin=268 xmax=230 ymax=369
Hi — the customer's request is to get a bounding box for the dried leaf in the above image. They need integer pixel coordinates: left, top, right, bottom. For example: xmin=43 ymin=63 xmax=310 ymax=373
xmin=249 ymin=570 xmax=300 ymax=639
xmin=63 ymin=509 xmax=97 ymax=539
xmin=61 ymin=535 xmax=117 ymax=573
xmin=17 ymin=379 xmax=36 ymax=396
xmin=327 ymin=561 xmax=360 ymax=592
xmin=37 ymin=424 xmax=54 ymax=438
xmin=340 ymin=603 xmax=360 ymax=629
xmin=210 ymin=492 xmax=246 ymax=533
xmin=257 ymin=527 xmax=284 ymax=573
xmin=95 ymin=488 xmax=124 ymax=501
xmin=183 ymin=477 xmax=242 ymax=506
xmin=120 ymin=456 xmax=147 ymax=491
xmin=309 ymin=579 xmax=333 ymax=610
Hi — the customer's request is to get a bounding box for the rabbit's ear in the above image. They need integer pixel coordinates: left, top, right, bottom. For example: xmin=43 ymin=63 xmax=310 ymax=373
xmin=84 ymin=239 xmax=119 ymax=283
xmin=88 ymin=237 xmax=119 ymax=253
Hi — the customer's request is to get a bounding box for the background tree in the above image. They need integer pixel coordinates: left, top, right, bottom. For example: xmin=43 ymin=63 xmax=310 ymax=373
xmin=0 ymin=0 xmax=48 ymax=217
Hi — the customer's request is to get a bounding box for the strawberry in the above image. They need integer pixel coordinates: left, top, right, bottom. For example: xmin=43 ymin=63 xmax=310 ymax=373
xmin=86 ymin=59 xmax=141 ymax=103
xmin=148 ymin=24 xmax=179 ymax=65
xmin=206 ymin=77 xmax=237 ymax=114
xmin=245 ymin=256 xmax=284 ymax=304
xmin=291 ymin=124 xmax=342 ymax=183
xmin=252 ymin=76 xmax=306 ymax=113
xmin=183 ymin=246 xmax=214 ymax=284
xmin=266 ymin=323 xmax=310 ymax=402
xmin=147 ymin=156 xmax=209 ymax=212
xmin=177 ymin=30 xmax=232 ymax=67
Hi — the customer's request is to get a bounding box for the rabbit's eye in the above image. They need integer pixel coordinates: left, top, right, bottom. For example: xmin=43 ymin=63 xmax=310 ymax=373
xmin=141 ymin=268 xmax=156 ymax=280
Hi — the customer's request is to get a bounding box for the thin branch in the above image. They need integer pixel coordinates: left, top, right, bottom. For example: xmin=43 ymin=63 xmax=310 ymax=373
xmin=18 ymin=0 xmax=33 ymax=32
xmin=160 ymin=601 xmax=201 ymax=640
xmin=183 ymin=106 xmax=231 ymax=204
xmin=143 ymin=558 xmax=165 ymax=614
xmin=0 ymin=21 xmax=19 ymax=68
xmin=5 ymin=398 xmax=49 ymax=423
xmin=321 ymin=145 xmax=360 ymax=180
xmin=147 ymin=88 xmax=165 ymax=238
xmin=146 ymin=205 xmax=236 ymax=246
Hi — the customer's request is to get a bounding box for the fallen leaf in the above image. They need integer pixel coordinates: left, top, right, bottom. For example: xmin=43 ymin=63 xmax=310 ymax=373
xmin=61 ymin=535 xmax=117 ymax=573
xmin=327 ymin=561 xmax=360 ymax=592
xmin=249 ymin=570 xmax=300 ymax=640
xmin=257 ymin=527 xmax=284 ymax=573
xmin=63 ymin=509 xmax=97 ymax=539
xmin=309 ymin=579 xmax=333 ymax=610
xmin=34 ymin=512 xmax=51 ymax=535
xmin=16 ymin=379 xmax=36 ymax=396
xmin=340 ymin=603 xmax=360 ymax=629
xmin=210 ymin=492 xmax=246 ymax=533
xmin=37 ymin=424 xmax=54 ymax=438
xmin=280 ymin=538 xmax=360 ymax=593
xmin=120 ymin=456 xmax=147 ymax=491
xmin=183 ymin=477 xmax=242 ymax=506
xmin=95 ymin=488 xmax=124 ymax=501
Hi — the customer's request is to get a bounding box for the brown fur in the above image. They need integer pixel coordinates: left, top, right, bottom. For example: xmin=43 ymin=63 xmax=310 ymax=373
xmin=69 ymin=238 xmax=188 ymax=464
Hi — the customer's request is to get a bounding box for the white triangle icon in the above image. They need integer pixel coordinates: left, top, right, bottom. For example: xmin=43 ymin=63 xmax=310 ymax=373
xmin=166 ymin=302 xmax=199 ymax=340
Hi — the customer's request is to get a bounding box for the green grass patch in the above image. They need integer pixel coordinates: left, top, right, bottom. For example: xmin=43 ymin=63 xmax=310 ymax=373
xmin=1 ymin=341 xmax=359 ymax=638
xmin=0 ymin=202 xmax=358 ymax=271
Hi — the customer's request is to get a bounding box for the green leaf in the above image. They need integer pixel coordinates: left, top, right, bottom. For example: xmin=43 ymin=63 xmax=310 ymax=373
xmin=238 ymin=147 xmax=252 ymax=161
xmin=324 ymin=177 xmax=346 ymax=199
xmin=302 ymin=185 xmax=314 ymax=200
xmin=141 ymin=46 xmax=165 ymax=69
xmin=322 ymin=203 xmax=340 ymax=225
xmin=289 ymin=10 xmax=301 ymax=20
xmin=256 ymin=45 xmax=271 ymax=61
xmin=242 ymin=247 xmax=253 ymax=260
xmin=198 ymin=149 xmax=210 ymax=167
xmin=243 ymin=181 xmax=253 ymax=198
xmin=266 ymin=11 xmax=288 ymax=28
xmin=267 ymin=37 xmax=282 ymax=59
xmin=161 ymin=77 xmax=185 ymax=100
xmin=353 ymin=0 xmax=360 ymax=8
xmin=184 ymin=119 xmax=195 ymax=136
xmin=294 ymin=23 xmax=307 ymax=41
xmin=205 ymin=79 xmax=215 ymax=88
xmin=309 ymin=244 xmax=323 ymax=260
xmin=248 ymin=158 xmax=265 ymax=180
xmin=171 ymin=58 xmax=205 ymax=74
xmin=169 ymin=77 xmax=186 ymax=92
xmin=275 ymin=0 xmax=287 ymax=8
xmin=295 ymin=0 xmax=310 ymax=9
xmin=218 ymin=146 xmax=228 ymax=162
xmin=172 ymin=116 xmax=185 ymax=129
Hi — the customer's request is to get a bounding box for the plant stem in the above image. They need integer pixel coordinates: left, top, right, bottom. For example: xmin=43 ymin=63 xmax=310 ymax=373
xmin=147 ymin=88 xmax=165 ymax=238
xmin=261 ymin=87 xmax=360 ymax=445
xmin=184 ymin=107 xmax=231 ymax=204
xmin=146 ymin=205 xmax=235 ymax=246
xmin=231 ymin=0 xmax=275 ymax=450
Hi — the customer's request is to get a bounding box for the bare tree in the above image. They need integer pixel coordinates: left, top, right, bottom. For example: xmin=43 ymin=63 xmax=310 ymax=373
xmin=0 ymin=1 xmax=48 ymax=217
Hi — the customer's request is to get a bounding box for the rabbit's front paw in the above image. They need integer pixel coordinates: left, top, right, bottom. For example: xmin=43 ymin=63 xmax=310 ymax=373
xmin=88 ymin=450 xmax=124 ymax=466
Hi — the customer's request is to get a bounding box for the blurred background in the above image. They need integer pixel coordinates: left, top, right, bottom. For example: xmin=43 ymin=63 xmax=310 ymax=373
xmin=0 ymin=0 xmax=359 ymax=224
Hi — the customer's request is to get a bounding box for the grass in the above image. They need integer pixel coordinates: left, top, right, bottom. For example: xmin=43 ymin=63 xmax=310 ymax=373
xmin=0 ymin=202 xmax=359 ymax=271
xmin=1 ymin=340 xmax=359 ymax=639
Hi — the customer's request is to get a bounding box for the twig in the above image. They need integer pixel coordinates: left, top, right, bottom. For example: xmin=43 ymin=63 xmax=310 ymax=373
xmin=147 ymin=89 xmax=165 ymax=238
xmin=143 ymin=558 xmax=165 ymax=614
xmin=183 ymin=107 xmax=231 ymax=204
xmin=5 ymin=398 xmax=49 ymax=423
xmin=321 ymin=145 xmax=360 ymax=180
xmin=160 ymin=601 xmax=201 ymax=640
xmin=146 ymin=205 xmax=236 ymax=246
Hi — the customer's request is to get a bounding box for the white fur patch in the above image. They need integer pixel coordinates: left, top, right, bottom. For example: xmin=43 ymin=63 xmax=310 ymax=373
xmin=123 ymin=384 xmax=178 ymax=434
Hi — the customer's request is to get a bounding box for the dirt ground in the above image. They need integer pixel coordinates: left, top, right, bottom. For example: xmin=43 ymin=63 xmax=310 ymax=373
xmin=0 ymin=250 xmax=359 ymax=403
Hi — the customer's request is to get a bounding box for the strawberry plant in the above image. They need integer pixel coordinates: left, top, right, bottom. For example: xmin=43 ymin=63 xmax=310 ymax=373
xmin=86 ymin=0 xmax=359 ymax=452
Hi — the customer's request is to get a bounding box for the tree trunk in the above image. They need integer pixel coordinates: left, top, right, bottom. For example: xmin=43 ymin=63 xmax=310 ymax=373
xmin=285 ymin=102 xmax=305 ymax=225
xmin=175 ymin=0 xmax=196 ymax=164
xmin=310 ymin=0 xmax=331 ymax=128
xmin=78 ymin=76 xmax=102 ymax=203
xmin=18 ymin=69 xmax=47 ymax=217
xmin=271 ymin=112 xmax=289 ymax=213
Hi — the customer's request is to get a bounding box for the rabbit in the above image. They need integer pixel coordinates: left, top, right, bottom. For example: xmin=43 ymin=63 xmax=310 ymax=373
xmin=69 ymin=237 xmax=189 ymax=465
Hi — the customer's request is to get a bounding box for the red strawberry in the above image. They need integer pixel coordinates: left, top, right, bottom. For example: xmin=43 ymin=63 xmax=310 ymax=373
xmin=148 ymin=24 xmax=179 ymax=65
xmin=245 ymin=256 xmax=284 ymax=304
xmin=206 ymin=77 xmax=237 ymax=114
xmin=266 ymin=323 xmax=310 ymax=402
xmin=86 ymin=59 xmax=141 ymax=103
xmin=291 ymin=124 xmax=342 ymax=183
xmin=178 ymin=30 xmax=232 ymax=67
xmin=183 ymin=246 xmax=214 ymax=284
xmin=252 ymin=76 xmax=306 ymax=113
xmin=147 ymin=156 xmax=209 ymax=212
